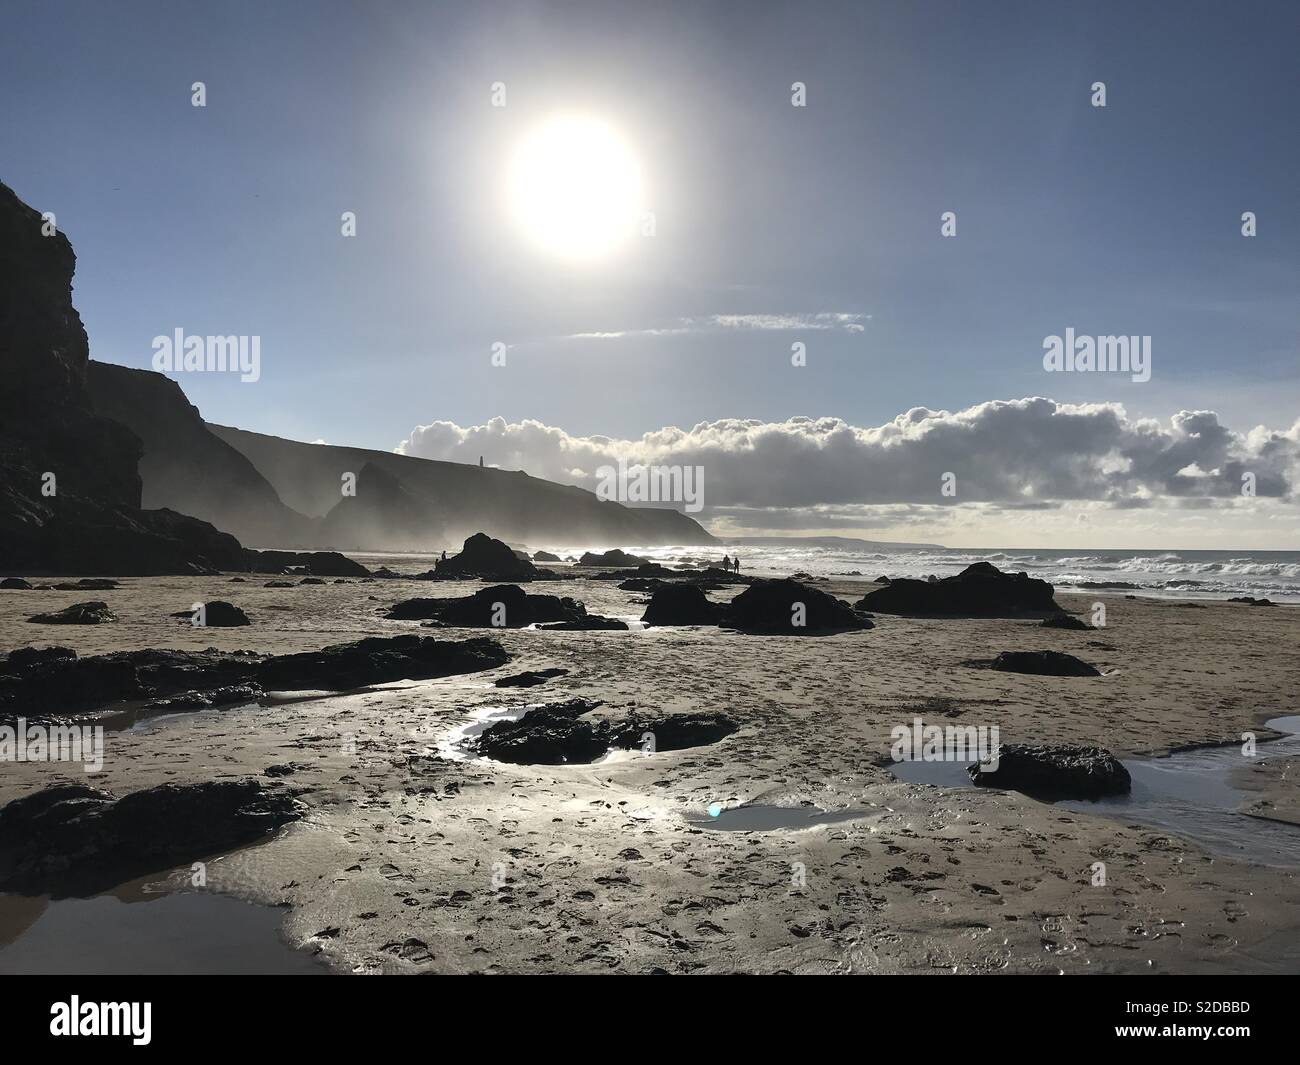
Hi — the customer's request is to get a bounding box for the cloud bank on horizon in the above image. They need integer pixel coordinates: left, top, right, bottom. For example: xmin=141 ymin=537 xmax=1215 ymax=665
xmin=395 ymin=397 xmax=1300 ymax=547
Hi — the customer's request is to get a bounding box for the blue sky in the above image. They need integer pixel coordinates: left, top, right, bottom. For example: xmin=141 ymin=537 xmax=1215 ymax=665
xmin=2 ymin=0 xmax=1296 ymax=545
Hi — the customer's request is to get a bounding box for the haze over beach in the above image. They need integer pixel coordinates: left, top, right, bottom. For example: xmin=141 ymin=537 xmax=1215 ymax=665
xmin=0 ymin=0 xmax=1298 ymax=1008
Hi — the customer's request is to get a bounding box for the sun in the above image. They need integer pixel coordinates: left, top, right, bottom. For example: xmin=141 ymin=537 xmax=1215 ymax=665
xmin=507 ymin=115 xmax=644 ymax=262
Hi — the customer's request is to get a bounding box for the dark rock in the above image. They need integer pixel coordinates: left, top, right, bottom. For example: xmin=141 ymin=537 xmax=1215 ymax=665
xmin=856 ymin=562 xmax=1059 ymax=617
xmin=28 ymin=600 xmax=117 ymax=625
xmin=5 ymin=646 xmax=76 ymax=668
xmin=1228 ymin=596 xmax=1275 ymax=606
xmin=255 ymin=634 xmax=509 ymax=692
xmin=577 ymin=549 xmax=647 ymax=568
xmin=618 ymin=576 xmax=667 ymax=592
xmin=968 ymin=744 xmax=1130 ymax=799
xmin=144 ymin=683 xmax=263 ymax=711
xmin=1 ymin=577 xmax=33 ymax=589
xmin=641 ymin=585 xmax=724 ymax=626
xmin=429 ymin=533 xmax=539 ymax=581
xmin=52 ymin=578 xmax=119 ymax=590
xmin=494 ymin=668 xmax=569 ymax=688
xmin=388 ymin=584 xmax=588 ymax=627
xmin=1 ymin=636 xmax=507 ymax=715
xmin=264 ymin=580 xmax=294 ymax=588
xmin=299 ymin=577 xmax=325 ymax=585
xmin=475 ymin=699 xmax=609 ymax=763
xmin=244 ymin=549 xmax=369 ymax=577
xmin=989 ymin=650 xmax=1100 ymax=677
xmin=0 ymin=647 xmax=257 ymax=716
xmin=1040 ymin=613 xmax=1090 ymax=630
xmin=875 ymin=575 xmax=891 ymax=584
xmin=690 ymin=566 xmax=753 ymax=586
xmin=168 ymin=600 xmax=250 ymax=626
xmin=0 ymin=779 xmax=303 ymax=896
xmin=535 ymin=615 xmax=629 ymax=631
xmin=722 ymin=579 xmax=873 ymax=634
xmin=590 ymin=562 xmax=679 ymax=581
xmin=531 ymin=551 xmax=561 ymax=563
xmin=474 ymin=699 xmax=738 ymax=764
xmin=612 ymin=713 xmax=738 ymax=752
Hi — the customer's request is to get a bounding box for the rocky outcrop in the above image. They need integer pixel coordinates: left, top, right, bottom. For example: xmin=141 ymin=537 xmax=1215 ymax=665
xmin=429 ymin=533 xmax=540 ymax=582
xmin=1041 ymin=613 xmax=1090 ymax=630
xmin=535 ymin=615 xmax=629 ymax=631
xmin=1 ymin=636 xmax=509 ymax=717
xmin=968 ymin=744 xmax=1130 ymax=799
xmin=253 ymin=634 xmax=510 ymax=692
xmin=28 ymin=601 xmax=118 ymax=625
xmin=855 ymin=562 xmax=1060 ymax=617
xmin=387 ymin=584 xmax=618 ymax=629
xmin=244 ymin=549 xmax=369 ymax=577
xmin=473 ymin=699 xmax=738 ymax=764
xmin=494 ymin=668 xmax=569 ymax=688
xmin=577 ymin=549 xmax=647 ymax=568
xmin=641 ymin=585 xmax=724 ymax=626
xmin=722 ymin=579 xmax=873 ymax=634
xmin=0 ymin=180 xmax=254 ymax=575
xmin=0 ymin=780 xmax=303 ymax=896
xmin=0 ymin=646 xmax=254 ymax=716
xmin=988 ymin=650 xmax=1100 ymax=677
xmin=531 ymin=551 xmax=561 ymax=563
xmin=168 ymin=601 xmax=250 ymax=626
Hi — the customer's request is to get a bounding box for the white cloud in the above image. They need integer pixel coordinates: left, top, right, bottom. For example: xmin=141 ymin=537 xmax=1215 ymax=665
xmin=393 ymin=398 xmax=1300 ymax=532
xmin=567 ymin=312 xmax=869 ymax=340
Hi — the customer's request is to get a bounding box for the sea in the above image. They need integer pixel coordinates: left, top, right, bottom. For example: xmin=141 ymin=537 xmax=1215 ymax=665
xmin=620 ymin=544 xmax=1300 ymax=604
xmin=352 ymin=543 xmax=1300 ymax=604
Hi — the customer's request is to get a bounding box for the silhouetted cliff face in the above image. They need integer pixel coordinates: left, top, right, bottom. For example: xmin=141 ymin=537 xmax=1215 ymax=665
xmin=88 ymin=362 xmax=315 ymax=548
xmin=0 ymin=180 xmax=142 ymax=511
xmin=0 ymin=179 xmax=245 ymax=574
xmin=208 ymin=424 xmax=717 ymax=550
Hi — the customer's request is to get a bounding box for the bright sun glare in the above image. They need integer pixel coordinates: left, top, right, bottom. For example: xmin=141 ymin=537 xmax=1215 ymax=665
xmin=508 ymin=115 xmax=643 ymax=262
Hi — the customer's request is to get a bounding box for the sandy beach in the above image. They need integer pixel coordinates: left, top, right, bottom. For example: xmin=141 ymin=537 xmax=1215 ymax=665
xmin=3 ymin=568 xmax=1297 ymax=974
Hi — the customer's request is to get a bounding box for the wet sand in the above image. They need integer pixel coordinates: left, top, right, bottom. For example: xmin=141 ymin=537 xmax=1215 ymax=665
xmin=1 ymin=570 xmax=1298 ymax=974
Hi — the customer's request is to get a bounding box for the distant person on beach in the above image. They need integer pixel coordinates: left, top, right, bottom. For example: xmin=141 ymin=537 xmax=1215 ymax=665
xmin=722 ymin=554 xmax=731 ymax=570
xmin=440 ymin=550 xmax=446 ymax=561
xmin=734 ymin=556 xmax=741 ymax=572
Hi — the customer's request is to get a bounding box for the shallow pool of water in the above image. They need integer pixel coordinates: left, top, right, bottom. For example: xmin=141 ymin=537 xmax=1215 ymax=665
xmin=0 ymin=887 xmax=327 ymax=975
xmin=887 ymin=716 xmax=1300 ymax=867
